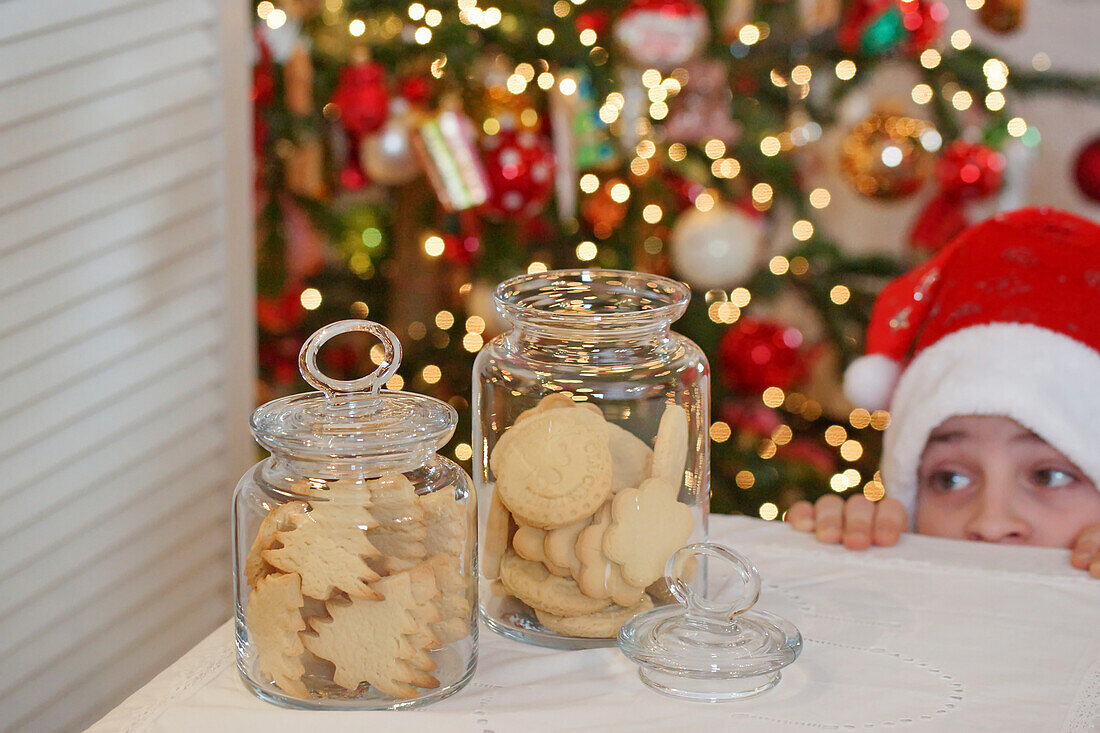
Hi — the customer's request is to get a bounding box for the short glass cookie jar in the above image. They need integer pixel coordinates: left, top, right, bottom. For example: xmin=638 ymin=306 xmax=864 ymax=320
xmin=233 ymin=320 xmax=477 ymax=710
xmin=473 ymin=269 xmax=710 ymax=648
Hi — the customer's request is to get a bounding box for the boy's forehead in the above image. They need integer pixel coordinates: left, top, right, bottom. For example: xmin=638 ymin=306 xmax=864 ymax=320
xmin=927 ymin=415 xmax=1042 ymax=444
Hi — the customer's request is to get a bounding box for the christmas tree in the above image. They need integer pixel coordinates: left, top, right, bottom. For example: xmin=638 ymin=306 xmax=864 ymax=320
xmin=253 ymin=0 xmax=1099 ymax=519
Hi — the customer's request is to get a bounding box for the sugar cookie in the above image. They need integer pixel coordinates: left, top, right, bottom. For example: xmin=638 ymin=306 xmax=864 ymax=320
xmin=482 ymin=490 xmax=513 ymax=580
xmin=247 ymin=571 xmax=308 ymax=698
xmin=534 ymin=595 xmax=654 ymax=638
xmin=365 ymin=474 xmax=428 ymax=574
xmin=245 ymin=501 xmax=309 ymax=589
xmin=491 ymin=407 xmax=612 ymax=529
xmin=603 ymin=478 xmax=694 ymax=588
xmin=263 ymin=502 xmax=383 ymax=600
xmin=498 ymin=550 xmax=610 ymax=617
xmin=543 ymin=515 xmax=590 ymax=575
xmin=607 ymin=422 xmax=653 ymax=493
xmin=650 ymin=404 xmax=689 ymax=491
xmin=304 ymin=572 xmax=439 ymax=697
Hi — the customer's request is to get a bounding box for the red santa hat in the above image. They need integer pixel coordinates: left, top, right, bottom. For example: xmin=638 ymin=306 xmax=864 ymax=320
xmin=843 ymin=207 xmax=1100 ymax=512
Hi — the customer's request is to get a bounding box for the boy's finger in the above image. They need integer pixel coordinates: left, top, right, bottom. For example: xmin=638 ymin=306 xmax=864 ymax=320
xmin=872 ymin=498 xmax=907 ymax=546
xmin=813 ymin=494 xmax=844 ymax=544
xmin=786 ymin=501 xmax=815 ymax=532
xmin=842 ymin=495 xmax=874 ymax=550
xmin=1070 ymin=526 xmax=1100 ymax=569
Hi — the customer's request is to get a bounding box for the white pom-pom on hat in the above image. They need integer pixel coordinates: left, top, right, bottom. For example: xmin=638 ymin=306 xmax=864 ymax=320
xmin=843 ymin=354 xmax=901 ymax=411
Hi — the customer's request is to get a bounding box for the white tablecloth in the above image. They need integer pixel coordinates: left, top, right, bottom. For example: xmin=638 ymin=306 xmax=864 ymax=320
xmin=89 ymin=516 xmax=1100 ymax=732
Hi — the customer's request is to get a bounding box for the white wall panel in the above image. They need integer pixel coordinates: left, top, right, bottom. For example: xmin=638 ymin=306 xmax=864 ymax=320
xmin=0 ymin=0 xmax=254 ymax=730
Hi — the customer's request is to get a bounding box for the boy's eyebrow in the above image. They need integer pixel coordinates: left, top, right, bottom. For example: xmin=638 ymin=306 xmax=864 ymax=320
xmin=926 ymin=430 xmax=967 ymax=444
xmin=1011 ymin=430 xmax=1044 ymax=443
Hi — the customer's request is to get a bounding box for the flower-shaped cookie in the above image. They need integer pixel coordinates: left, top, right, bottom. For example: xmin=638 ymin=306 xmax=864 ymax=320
xmin=603 ymin=478 xmax=693 ymax=588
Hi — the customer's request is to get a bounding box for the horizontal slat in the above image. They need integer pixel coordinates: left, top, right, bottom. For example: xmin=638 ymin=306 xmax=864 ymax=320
xmin=0 ymin=65 xmax=215 ymax=171
xmin=0 ymin=281 xmax=222 ymax=417
xmin=0 ymin=101 xmax=220 ymax=214
xmin=0 ymin=243 xmax=221 ymax=375
xmin=0 ymin=317 xmax=224 ymax=453
xmin=0 ymin=471 xmax=227 ymax=687
xmin=0 ymin=385 xmax=223 ymax=539
xmin=0 ymin=27 xmax=216 ymax=130
xmin=21 ymin=589 xmax=229 ymax=733
xmin=0 ymin=352 xmax=224 ymax=499
xmin=0 ymin=422 xmax=226 ymax=582
xmin=0 ymin=137 xmax=219 ymax=256
xmin=0 ymin=0 xmax=213 ymax=88
xmin=3 ymin=524 xmax=228 ymax=730
xmin=0 ymin=168 xmax=217 ymax=292
xmin=0 ymin=0 xmax=149 ymax=44
xmin=0 ymin=210 xmax=218 ymax=334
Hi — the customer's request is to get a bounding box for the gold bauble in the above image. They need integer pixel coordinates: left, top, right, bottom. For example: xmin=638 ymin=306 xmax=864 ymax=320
xmin=840 ymin=110 xmax=936 ymax=200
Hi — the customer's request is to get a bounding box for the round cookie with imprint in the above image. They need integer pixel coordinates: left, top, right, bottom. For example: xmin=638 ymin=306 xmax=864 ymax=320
xmin=603 ymin=477 xmax=694 ymax=588
xmin=513 ymin=524 xmax=571 ymax=577
xmin=650 ymin=403 xmax=689 ymax=491
xmin=499 ymin=550 xmax=610 ymax=617
xmin=490 ymin=406 xmax=612 ymax=529
xmin=513 ymin=392 xmax=602 ymax=426
xmin=534 ymin=595 xmax=654 ymax=638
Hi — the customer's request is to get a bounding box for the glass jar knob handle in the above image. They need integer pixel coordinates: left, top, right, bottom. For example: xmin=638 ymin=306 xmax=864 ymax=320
xmin=298 ymin=319 xmax=402 ymax=402
xmin=666 ymin=542 xmax=761 ymax=624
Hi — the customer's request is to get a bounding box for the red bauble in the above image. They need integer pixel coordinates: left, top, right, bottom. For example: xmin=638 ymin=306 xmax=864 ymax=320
xmin=718 ymin=318 xmax=811 ymax=394
xmin=330 ymin=62 xmax=390 ymax=137
xmin=575 ymin=10 xmax=610 ymax=34
xmin=936 ymin=141 xmax=1005 ymax=199
xmin=257 ymin=288 xmax=305 ymax=334
xmin=399 ymin=76 xmax=432 ymax=107
xmin=443 ymin=234 xmax=481 ymax=266
xmin=481 ymin=129 xmax=554 ymax=219
xmin=1073 ymin=137 xmax=1100 ymax=203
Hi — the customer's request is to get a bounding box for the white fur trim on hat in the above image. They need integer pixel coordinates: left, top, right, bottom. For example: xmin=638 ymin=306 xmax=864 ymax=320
xmin=843 ymin=354 xmax=902 ymax=411
xmin=881 ymin=323 xmax=1100 ymax=516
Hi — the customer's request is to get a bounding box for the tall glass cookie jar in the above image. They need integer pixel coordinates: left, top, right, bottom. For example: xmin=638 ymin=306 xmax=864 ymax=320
xmin=233 ymin=320 xmax=476 ymax=709
xmin=473 ymin=269 xmax=709 ymax=648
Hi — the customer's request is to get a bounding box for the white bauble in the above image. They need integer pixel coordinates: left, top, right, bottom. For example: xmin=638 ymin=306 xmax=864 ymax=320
xmin=360 ymin=100 xmax=420 ymax=186
xmin=670 ymin=205 xmax=763 ymax=290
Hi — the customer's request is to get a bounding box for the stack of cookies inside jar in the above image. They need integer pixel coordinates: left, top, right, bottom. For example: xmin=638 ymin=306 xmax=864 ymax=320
xmin=480 ymin=392 xmax=706 ymax=644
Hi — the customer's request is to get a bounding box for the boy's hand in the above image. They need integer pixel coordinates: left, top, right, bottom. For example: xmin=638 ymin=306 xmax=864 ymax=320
xmin=1070 ymin=525 xmax=1100 ymax=578
xmin=785 ymin=495 xmax=908 ymax=550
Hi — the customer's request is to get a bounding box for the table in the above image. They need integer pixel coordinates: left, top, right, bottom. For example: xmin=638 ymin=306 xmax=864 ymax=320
xmin=89 ymin=516 xmax=1100 ymax=732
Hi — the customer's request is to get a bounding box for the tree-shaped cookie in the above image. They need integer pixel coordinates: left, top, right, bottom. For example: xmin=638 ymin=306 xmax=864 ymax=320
xmin=490 ymin=407 xmax=612 ymax=529
xmin=364 ymin=474 xmax=428 ymax=575
xmin=246 ymin=571 xmax=308 ymax=698
xmin=303 ymin=571 xmax=439 ymax=697
xmin=263 ymin=502 xmax=382 ymax=600
xmin=420 ymin=553 xmax=471 ymax=644
xmin=418 ymin=486 xmax=468 ymax=559
xmin=603 ymin=477 xmax=693 ymax=588
xmin=245 ymin=501 xmax=309 ymax=588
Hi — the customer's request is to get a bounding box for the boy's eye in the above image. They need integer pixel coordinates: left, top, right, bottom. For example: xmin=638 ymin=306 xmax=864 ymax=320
xmin=930 ymin=470 xmax=971 ymax=491
xmin=1033 ymin=468 xmax=1077 ymax=488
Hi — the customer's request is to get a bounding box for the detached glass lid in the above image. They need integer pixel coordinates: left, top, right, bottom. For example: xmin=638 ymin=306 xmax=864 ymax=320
xmin=617 ymin=543 xmax=802 ymax=702
xmin=250 ymin=320 xmax=457 ymax=465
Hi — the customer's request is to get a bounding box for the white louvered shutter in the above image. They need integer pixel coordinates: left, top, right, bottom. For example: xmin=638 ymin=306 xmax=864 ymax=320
xmin=0 ymin=1 xmax=254 ymax=731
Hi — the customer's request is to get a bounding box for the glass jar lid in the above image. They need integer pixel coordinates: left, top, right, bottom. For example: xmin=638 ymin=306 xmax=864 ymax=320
xmin=250 ymin=320 xmax=456 ymax=465
xmin=494 ymin=269 xmax=690 ymax=330
xmin=617 ymin=543 xmax=802 ymax=702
